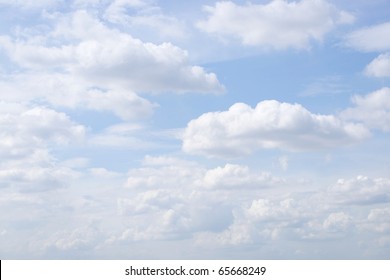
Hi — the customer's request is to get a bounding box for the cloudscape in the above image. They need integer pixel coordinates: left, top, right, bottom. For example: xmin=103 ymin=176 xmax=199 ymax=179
xmin=0 ymin=0 xmax=389 ymax=259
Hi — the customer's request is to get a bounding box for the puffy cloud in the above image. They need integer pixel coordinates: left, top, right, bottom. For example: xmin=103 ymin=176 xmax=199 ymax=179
xmin=182 ymin=100 xmax=369 ymax=157
xmin=197 ymin=0 xmax=353 ymax=49
xmin=328 ymin=175 xmax=390 ymax=205
xmin=0 ymin=103 xmax=85 ymax=190
xmin=1 ymin=148 xmax=389 ymax=258
xmin=0 ymin=11 xmax=222 ymax=94
xmin=341 ymin=87 xmax=390 ymax=132
xmin=344 ymin=22 xmax=390 ymax=79
xmin=0 ymin=103 xmax=85 ymax=159
xmin=344 ymin=22 xmax=390 ymax=52
xmin=0 ymin=73 xmax=156 ymax=121
xmin=366 ymin=208 xmax=390 ymax=234
xmin=126 ymin=155 xmax=281 ymax=190
xmin=365 ymin=53 xmax=390 ymax=77
xmin=322 ymin=212 xmax=352 ymax=232
xmin=116 ymin=156 xmax=281 ymax=242
xmin=202 ymin=164 xmax=281 ymax=189
xmin=196 ymin=175 xmax=390 ymax=248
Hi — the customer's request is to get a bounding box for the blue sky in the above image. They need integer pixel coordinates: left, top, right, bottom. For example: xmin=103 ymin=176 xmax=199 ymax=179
xmin=0 ymin=0 xmax=389 ymax=259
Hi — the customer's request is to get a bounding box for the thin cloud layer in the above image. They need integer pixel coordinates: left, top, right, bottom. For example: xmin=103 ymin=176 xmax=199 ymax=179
xmin=182 ymin=100 xmax=369 ymax=157
xmin=197 ymin=0 xmax=354 ymax=49
xmin=344 ymin=21 xmax=390 ymax=52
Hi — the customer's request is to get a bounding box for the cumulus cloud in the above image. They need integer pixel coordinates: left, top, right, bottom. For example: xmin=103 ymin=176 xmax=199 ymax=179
xmin=341 ymin=87 xmax=390 ymax=132
xmin=343 ymin=22 xmax=390 ymax=79
xmin=0 ymin=73 xmax=156 ymax=121
xmin=197 ymin=0 xmax=354 ymax=49
xmin=365 ymin=53 xmax=390 ymax=77
xmin=0 ymin=10 xmax=222 ymax=94
xmin=0 ymin=103 xmax=85 ymax=159
xmin=197 ymin=174 xmax=390 ymax=249
xmin=182 ymin=100 xmax=369 ymax=157
xmin=344 ymin=22 xmax=390 ymax=52
xmin=116 ymin=156 xmax=282 ymax=242
xmin=328 ymin=175 xmax=390 ymax=205
xmin=0 ymin=103 xmax=85 ymax=190
xmin=1 ymin=148 xmax=389 ymax=258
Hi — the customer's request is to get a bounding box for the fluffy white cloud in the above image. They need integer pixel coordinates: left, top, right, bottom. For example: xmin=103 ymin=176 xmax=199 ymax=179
xmin=202 ymin=164 xmax=281 ymax=189
xmin=365 ymin=53 xmax=390 ymax=77
xmin=196 ymin=174 xmax=390 ymax=249
xmin=0 ymin=73 xmax=156 ymax=121
xmin=341 ymin=87 xmax=390 ymax=132
xmin=1 ymin=147 xmax=389 ymax=258
xmin=328 ymin=175 xmax=390 ymax=205
xmin=197 ymin=0 xmax=353 ymax=49
xmin=344 ymin=22 xmax=390 ymax=52
xmin=0 ymin=103 xmax=85 ymax=190
xmin=182 ymin=100 xmax=369 ymax=157
xmin=115 ymin=156 xmax=282 ymax=242
xmin=0 ymin=103 xmax=85 ymax=159
xmin=344 ymin=22 xmax=390 ymax=79
xmin=0 ymin=10 xmax=222 ymax=94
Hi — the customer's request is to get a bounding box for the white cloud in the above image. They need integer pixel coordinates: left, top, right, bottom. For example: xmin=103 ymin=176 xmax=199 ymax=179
xmin=0 ymin=73 xmax=156 ymax=121
xmin=0 ymin=11 xmax=223 ymax=94
xmin=196 ymin=174 xmax=390 ymax=248
xmin=202 ymin=164 xmax=281 ymax=189
xmin=344 ymin=22 xmax=390 ymax=52
xmin=365 ymin=53 xmax=390 ymax=77
xmin=341 ymin=87 xmax=390 ymax=132
xmin=0 ymin=103 xmax=85 ymax=159
xmin=104 ymin=0 xmax=186 ymax=39
xmin=322 ymin=212 xmax=352 ymax=232
xmin=115 ymin=155 xmax=282 ymax=242
xmin=0 ymin=103 xmax=86 ymax=190
xmin=1 ymin=147 xmax=389 ymax=258
xmin=197 ymin=0 xmax=354 ymax=49
xmin=328 ymin=175 xmax=390 ymax=205
xmin=182 ymin=100 xmax=369 ymax=157
xmin=0 ymin=0 xmax=61 ymax=9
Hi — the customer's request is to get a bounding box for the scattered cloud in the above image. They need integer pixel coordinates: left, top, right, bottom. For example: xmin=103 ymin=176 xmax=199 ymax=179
xmin=0 ymin=102 xmax=85 ymax=159
xmin=0 ymin=10 xmax=223 ymax=94
xmin=0 ymin=0 xmax=389 ymax=260
xmin=182 ymin=100 xmax=369 ymax=157
xmin=341 ymin=87 xmax=390 ymax=132
xmin=344 ymin=21 xmax=390 ymax=52
xmin=197 ymin=0 xmax=354 ymax=49
xmin=365 ymin=53 xmax=390 ymax=77
xmin=104 ymin=0 xmax=186 ymax=40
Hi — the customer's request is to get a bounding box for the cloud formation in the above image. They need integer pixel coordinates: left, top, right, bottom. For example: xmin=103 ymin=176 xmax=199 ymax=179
xmin=0 ymin=10 xmax=222 ymax=94
xmin=197 ymin=0 xmax=353 ymax=49
xmin=182 ymin=100 xmax=369 ymax=157
xmin=341 ymin=87 xmax=390 ymax=132
xmin=365 ymin=53 xmax=390 ymax=77
xmin=344 ymin=22 xmax=390 ymax=52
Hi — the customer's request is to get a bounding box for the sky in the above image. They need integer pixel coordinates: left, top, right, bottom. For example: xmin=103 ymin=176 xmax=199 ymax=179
xmin=0 ymin=0 xmax=389 ymax=259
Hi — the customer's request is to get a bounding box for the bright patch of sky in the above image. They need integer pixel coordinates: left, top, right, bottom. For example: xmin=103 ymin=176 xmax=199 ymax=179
xmin=0 ymin=0 xmax=389 ymax=259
